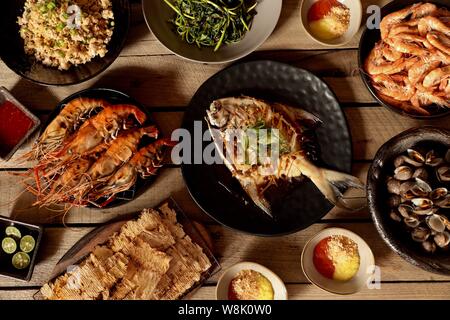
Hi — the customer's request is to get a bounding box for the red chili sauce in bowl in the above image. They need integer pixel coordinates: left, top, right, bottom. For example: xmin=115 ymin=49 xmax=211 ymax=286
xmin=0 ymin=100 xmax=35 ymax=158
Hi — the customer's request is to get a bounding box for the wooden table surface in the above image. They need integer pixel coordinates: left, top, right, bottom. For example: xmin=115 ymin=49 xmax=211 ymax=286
xmin=1 ymin=0 xmax=450 ymax=300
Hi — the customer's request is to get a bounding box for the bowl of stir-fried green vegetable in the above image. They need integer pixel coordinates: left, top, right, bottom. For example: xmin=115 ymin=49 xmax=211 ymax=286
xmin=142 ymin=0 xmax=282 ymax=63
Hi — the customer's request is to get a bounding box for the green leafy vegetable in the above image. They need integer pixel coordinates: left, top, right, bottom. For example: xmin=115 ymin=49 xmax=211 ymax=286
xmin=163 ymin=0 xmax=257 ymax=51
xmin=56 ymin=22 xmax=65 ymax=32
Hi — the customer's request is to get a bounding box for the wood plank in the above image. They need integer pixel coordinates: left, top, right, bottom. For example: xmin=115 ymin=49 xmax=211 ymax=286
xmin=0 ymin=164 xmax=369 ymax=225
xmin=2 ymin=106 xmax=449 ymax=169
xmin=1 ymin=50 xmax=374 ymax=112
xmin=347 ymin=107 xmax=450 ymax=161
xmin=0 ymin=168 xmax=209 ymax=225
xmin=0 ymin=223 xmax=448 ymax=288
xmin=190 ymin=282 xmax=450 ymax=300
xmin=122 ymin=0 xmax=392 ymax=56
xmin=2 ymin=281 xmax=450 ymax=300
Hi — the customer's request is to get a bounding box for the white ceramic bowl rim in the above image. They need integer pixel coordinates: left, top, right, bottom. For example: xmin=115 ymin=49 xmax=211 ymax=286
xmin=216 ymin=261 xmax=288 ymax=300
xmin=142 ymin=0 xmax=282 ymax=64
xmin=301 ymin=227 xmax=375 ymax=295
xmin=300 ymin=0 xmax=363 ymax=47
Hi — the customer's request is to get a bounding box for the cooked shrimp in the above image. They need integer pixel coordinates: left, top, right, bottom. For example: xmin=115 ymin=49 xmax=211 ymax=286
xmin=365 ymin=3 xmax=450 ymax=115
xmin=372 ymin=74 xmax=416 ymax=101
xmin=411 ymin=84 xmax=450 ymax=108
xmin=439 ymin=76 xmax=450 ymax=94
xmin=408 ymin=60 xmax=441 ymax=85
xmin=427 ymin=32 xmax=450 ymax=55
xmin=412 ymin=3 xmax=438 ymax=19
xmin=389 ymin=25 xmax=420 ymax=37
xmin=364 ymin=43 xmax=407 ymax=75
xmin=55 ymin=104 xmax=147 ymax=160
xmin=384 ymin=34 xmax=429 ymax=56
xmin=435 ymin=8 xmax=450 ymax=18
xmin=29 ymin=98 xmax=108 ymax=160
xmin=378 ymin=92 xmax=431 ymax=116
xmin=423 ymin=66 xmax=450 ymax=88
xmin=418 ymin=16 xmax=450 ymax=36
xmin=85 ymin=126 xmax=158 ymax=182
xmin=380 ymin=3 xmax=421 ymax=39
xmin=381 ymin=43 xmax=403 ymax=61
xmin=91 ymin=139 xmax=175 ymax=206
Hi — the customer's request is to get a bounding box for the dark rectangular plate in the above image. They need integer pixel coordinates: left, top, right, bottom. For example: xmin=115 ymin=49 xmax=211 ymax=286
xmin=0 ymin=216 xmax=43 ymax=281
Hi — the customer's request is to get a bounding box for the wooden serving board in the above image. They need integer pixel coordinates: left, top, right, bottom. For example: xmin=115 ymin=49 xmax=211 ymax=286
xmin=37 ymin=205 xmax=218 ymax=300
xmin=51 ymin=220 xmax=127 ymax=279
xmin=52 ymin=219 xmax=214 ymax=279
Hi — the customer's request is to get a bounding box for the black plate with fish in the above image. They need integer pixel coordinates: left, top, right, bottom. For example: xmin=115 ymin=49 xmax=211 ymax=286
xmin=181 ymin=60 xmax=353 ymax=236
xmin=42 ymin=88 xmax=159 ymax=209
xmin=358 ymin=0 xmax=450 ymax=119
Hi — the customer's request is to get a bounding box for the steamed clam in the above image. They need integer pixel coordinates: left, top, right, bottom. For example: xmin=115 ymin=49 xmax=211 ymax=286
xmin=411 ymin=178 xmax=432 ymax=197
xmin=437 ymin=166 xmax=450 ymax=182
xmin=435 ymin=195 xmax=450 ymax=209
xmin=426 ymin=214 xmax=446 ymax=233
xmin=434 ymin=232 xmax=450 ymax=248
xmin=386 ymin=147 xmax=450 ymax=252
xmin=398 ymin=204 xmax=413 ymax=218
xmin=430 ymin=188 xmax=447 ymax=200
xmin=390 ymin=210 xmax=402 ymax=222
xmin=412 ymin=167 xmax=428 ymax=181
xmin=425 ymin=150 xmax=443 ymax=167
xmin=394 ymin=166 xmax=413 ymax=181
xmin=422 ymin=241 xmax=437 ymax=254
xmin=411 ymin=227 xmax=430 ymax=242
xmin=387 ymin=177 xmax=401 ymax=194
xmin=407 ymin=149 xmax=425 ymax=165
xmin=404 ymin=216 xmax=421 ymax=228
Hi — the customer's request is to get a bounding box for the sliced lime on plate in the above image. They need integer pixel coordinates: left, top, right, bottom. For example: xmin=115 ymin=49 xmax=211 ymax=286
xmin=2 ymin=237 xmax=17 ymax=254
xmin=20 ymin=235 xmax=36 ymax=253
xmin=12 ymin=252 xmax=30 ymax=269
xmin=5 ymin=226 xmax=21 ymax=239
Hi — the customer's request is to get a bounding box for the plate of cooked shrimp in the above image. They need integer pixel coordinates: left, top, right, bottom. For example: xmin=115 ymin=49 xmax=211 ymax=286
xmin=359 ymin=0 xmax=450 ymax=118
xmin=21 ymin=88 xmax=174 ymax=210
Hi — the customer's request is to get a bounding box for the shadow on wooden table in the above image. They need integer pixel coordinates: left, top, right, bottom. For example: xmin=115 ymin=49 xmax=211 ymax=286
xmin=272 ymin=0 xmax=299 ymax=34
xmin=11 ymin=189 xmax=69 ymax=225
xmin=92 ymin=66 xmax=182 ymax=108
xmin=34 ymin=227 xmax=63 ymax=266
xmin=8 ymin=79 xmax=60 ymax=112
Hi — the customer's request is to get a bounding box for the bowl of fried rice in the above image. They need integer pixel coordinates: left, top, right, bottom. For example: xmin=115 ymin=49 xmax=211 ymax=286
xmin=0 ymin=0 xmax=130 ymax=86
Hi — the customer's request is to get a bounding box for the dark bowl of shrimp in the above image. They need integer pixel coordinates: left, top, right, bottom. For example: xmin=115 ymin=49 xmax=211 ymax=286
xmin=358 ymin=0 xmax=450 ymax=119
xmin=21 ymin=88 xmax=174 ymax=210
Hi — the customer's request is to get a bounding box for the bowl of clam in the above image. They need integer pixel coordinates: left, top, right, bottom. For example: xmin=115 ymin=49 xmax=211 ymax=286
xmin=367 ymin=127 xmax=450 ymax=275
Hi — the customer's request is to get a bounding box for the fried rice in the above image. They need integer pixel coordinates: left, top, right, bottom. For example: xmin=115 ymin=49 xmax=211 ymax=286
xmin=17 ymin=0 xmax=114 ymax=70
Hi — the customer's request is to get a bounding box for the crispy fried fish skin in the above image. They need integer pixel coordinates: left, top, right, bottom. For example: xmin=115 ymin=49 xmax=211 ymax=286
xmin=40 ymin=205 xmax=212 ymax=300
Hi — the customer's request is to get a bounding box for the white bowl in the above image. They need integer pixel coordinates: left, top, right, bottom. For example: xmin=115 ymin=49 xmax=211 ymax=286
xmin=216 ymin=262 xmax=288 ymax=300
xmin=142 ymin=0 xmax=282 ymax=64
xmin=301 ymin=227 xmax=375 ymax=295
xmin=300 ymin=0 xmax=362 ymax=47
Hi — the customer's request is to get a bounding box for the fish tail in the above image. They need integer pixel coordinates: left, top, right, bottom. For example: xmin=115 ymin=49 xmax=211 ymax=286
xmin=310 ymin=169 xmax=364 ymax=210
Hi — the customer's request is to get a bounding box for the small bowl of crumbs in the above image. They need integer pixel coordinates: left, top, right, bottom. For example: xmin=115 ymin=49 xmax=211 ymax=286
xmin=301 ymin=227 xmax=375 ymax=295
xmin=300 ymin=0 xmax=362 ymax=46
xmin=216 ymin=262 xmax=287 ymax=300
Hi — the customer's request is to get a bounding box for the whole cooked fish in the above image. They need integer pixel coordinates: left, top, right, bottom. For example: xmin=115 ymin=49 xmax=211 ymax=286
xmin=206 ymin=96 xmax=363 ymax=216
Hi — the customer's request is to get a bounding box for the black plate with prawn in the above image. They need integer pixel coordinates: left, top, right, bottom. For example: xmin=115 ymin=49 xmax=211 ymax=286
xmin=181 ymin=60 xmax=362 ymax=236
xmin=358 ymin=0 xmax=450 ymax=119
xmin=26 ymin=88 xmax=172 ymax=209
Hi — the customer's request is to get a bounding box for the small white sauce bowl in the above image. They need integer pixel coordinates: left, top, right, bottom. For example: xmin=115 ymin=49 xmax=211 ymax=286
xmin=301 ymin=227 xmax=375 ymax=295
xmin=216 ymin=262 xmax=288 ymax=300
xmin=300 ymin=0 xmax=362 ymax=47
